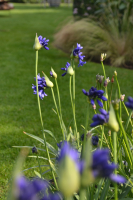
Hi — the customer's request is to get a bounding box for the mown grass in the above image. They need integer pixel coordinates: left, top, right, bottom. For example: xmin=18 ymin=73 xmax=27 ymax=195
xmin=0 ymin=3 xmax=133 ymax=199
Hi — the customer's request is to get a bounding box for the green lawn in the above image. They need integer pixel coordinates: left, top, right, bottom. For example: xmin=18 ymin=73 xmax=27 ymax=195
xmin=0 ymin=3 xmax=133 ymax=199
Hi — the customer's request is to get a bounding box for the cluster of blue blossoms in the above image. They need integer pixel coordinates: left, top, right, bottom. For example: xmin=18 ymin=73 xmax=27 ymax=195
xmin=32 ymin=74 xmax=47 ymax=100
xmin=61 ymin=43 xmax=86 ymax=76
xmin=73 ymin=43 xmax=86 ymax=67
xmin=15 ymin=176 xmax=61 ymax=200
xmin=82 ymin=87 xmax=107 ymax=108
xmin=90 ymin=108 xmax=109 ymax=127
xmin=125 ymin=96 xmax=133 ymax=110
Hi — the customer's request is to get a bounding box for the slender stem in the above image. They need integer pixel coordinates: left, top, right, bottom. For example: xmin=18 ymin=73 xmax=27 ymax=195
xmin=101 ymin=61 xmax=106 ymax=80
xmin=55 ymin=78 xmax=65 ymax=136
xmin=125 ymin=110 xmax=132 ymax=131
xmin=35 ymin=51 xmax=58 ymax=190
xmin=113 ymin=132 xmax=117 ymax=200
xmin=72 ymin=60 xmax=78 ymax=147
xmin=83 ymin=102 xmax=89 ymax=153
xmin=51 ymin=87 xmax=65 ymax=140
xmin=122 ymin=101 xmax=132 ymax=127
xmin=100 ymin=126 xmax=104 ymax=148
xmin=37 ymin=155 xmax=42 ymax=178
xmin=69 ymin=76 xmax=75 ymax=135
xmin=116 ymin=111 xmax=133 ymax=166
xmin=110 ymin=82 xmax=113 ymax=104
xmin=115 ymin=75 xmax=122 ymax=118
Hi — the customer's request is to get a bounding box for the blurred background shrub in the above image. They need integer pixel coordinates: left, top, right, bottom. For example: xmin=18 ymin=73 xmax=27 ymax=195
xmin=54 ymin=0 xmax=133 ymax=68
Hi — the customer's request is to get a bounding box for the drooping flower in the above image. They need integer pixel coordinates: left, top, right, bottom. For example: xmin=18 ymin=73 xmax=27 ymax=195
xmin=78 ymin=59 xmax=86 ymax=67
xmin=125 ymin=96 xmax=133 ymax=110
xmin=38 ymin=35 xmax=49 ymax=50
xmin=82 ymin=87 xmax=107 ymax=107
xmin=92 ymin=149 xmax=126 ymax=183
xmin=90 ymin=108 xmax=109 ymax=127
xmin=32 ymin=74 xmax=47 ymax=100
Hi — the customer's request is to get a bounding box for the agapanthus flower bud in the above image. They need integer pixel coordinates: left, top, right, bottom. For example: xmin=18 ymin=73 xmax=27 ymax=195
xmin=108 ymin=104 xmax=119 ymax=132
xmin=120 ymin=94 xmax=125 ymax=101
xmin=111 ymin=75 xmax=114 ymax=83
xmin=32 ymin=146 xmax=38 ymax=154
xmin=33 ymin=33 xmax=42 ymax=51
xmin=50 ymin=67 xmax=57 ymax=78
xmin=112 ymin=99 xmax=120 ymax=110
xmin=114 ymin=71 xmax=117 ymax=76
xmin=92 ymin=104 xmax=96 ymax=109
xmin=67 ymin=65 xmax=74 ymax=76
xmin=42 ymin=72 xmax=54 ymax=88
xmin=104 ymin=77 xmax=110 ymax=87
xmin=101 ymin=53 xmax=107 ymax=61
xmin=96 ymin=74 xmax=104 ymax=84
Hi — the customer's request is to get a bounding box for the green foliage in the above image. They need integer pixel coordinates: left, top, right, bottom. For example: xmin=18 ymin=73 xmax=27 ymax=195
xmin=54 ymin=18 xmax=133 ymax=67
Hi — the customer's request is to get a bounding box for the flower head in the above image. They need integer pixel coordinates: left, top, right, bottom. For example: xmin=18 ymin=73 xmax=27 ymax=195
xmin=32 ymin=74 xmax=47 ymax=100
xmin=15 ymin=176 xmax=48 ymax=200
xmin=38 ymin=35 xmax=49 ymax=50
xmin=57 ymin=141 xmax=84 ymax=174
xmin=50 ymin=68 xmax=57 ymax=79
xmin=61 ymin=62 xmax=74 ymax=76
xmin=92 ymin=149 xmax=126 ymax=183
xmin=82 ymin=87 xmax=107 ymax=108
xmin=73 ymin=43 xmax=86 ymax=67
xmin=125 ymin=96 xmax=133 ymax=110
xmin=90 ymin=108 xmax=109 ymax=127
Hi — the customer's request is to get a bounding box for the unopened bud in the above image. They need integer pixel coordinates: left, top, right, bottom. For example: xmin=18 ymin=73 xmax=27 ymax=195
xmin=111 ymin=75 xmax=114 ymax=83
xmin=108 ymin=104 xmax=119 ymax=132
xmin=96 ymin=74 xmax=104 ymax=84
xmin=33 ymin=33 xmax=42 ymax=51
xmin=67 ymin=65 xmax=74 ymax=76
xmin=108 ymin=130 xmax=111 ymax=136
xmin=114 ymin=71 xmax=117 ymax=76
xmin=120 ymin=94 xmax=125 ymax=102
xmin=112 ymin=99 xmax=120 ymax=110
xmin=104 ymin=77 xmax=110 ymax=87
xmin=50 ymin=67 xmax=57 ymax=78
xmin=92 ymin=104 xmax=96 ymax=110
xmin=101 ymin=53 xmax=107 ymax=61
xmin=42 ymin=72 xmax=54 ymax=88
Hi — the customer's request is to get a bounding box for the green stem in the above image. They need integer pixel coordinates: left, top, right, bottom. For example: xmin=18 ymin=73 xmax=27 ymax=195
xmin=55 ymin=78 xmax=65 ymax=136
xmin=100 ymin=126 xmax=104 ymax=148
xmin=51 ymin=87 xmax=65 ymax=140
xmin=101 ymin=61 xmax=106 ymax=80
xmin=35 ymin=51 xmax=58 ymax=190
xmin=83 ymin=101 xmax=89 ymax=153
xmin=116 ymin=111 xmax=133 ymax=166
xmin=122 ymin=101 xmax=132 ymax=127
xmin=113 ymin=132 xmax=117 ymax=200
xmin=115 ymin=75 xmax=121 ymax=118
xmin=110 ymin=82 xmax=113 ymax=104
xmin=125 ymin=110 xmax=132 ymax=131
xmin=79 ymin=188 xmax=86 ymax=200
xmin=37 ymin=155 xmax=42 ymax=178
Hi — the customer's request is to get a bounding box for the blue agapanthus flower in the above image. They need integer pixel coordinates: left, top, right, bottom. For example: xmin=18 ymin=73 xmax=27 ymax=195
xmin=61 ymin=62 xmax=70 ymax=76
xmin=32 ymin=74 xmax=47 ymax=100
xmin=57 ymin=141 xmax=84 ymax=174
xmin=92 ymin=149 xmax=126 ymax=183
xmin=57 ymin=140 xmax=67 ymax=149
xmin=73 ymin=43 xmax=86 ymax=67
xmin=15 ymin=176 xmax=48 ymax=200
xmin=82 ymin=87 xmax=107 ymax=107
xmin=90 ymin=108 xmax=109 ymax=127
xmin=125 ymin=96 xmax=133 ymax=110
xmin=38 ymin=35 xmax=49 ymax=50
xmin=15 ymin=176 xmax=61 ymax=200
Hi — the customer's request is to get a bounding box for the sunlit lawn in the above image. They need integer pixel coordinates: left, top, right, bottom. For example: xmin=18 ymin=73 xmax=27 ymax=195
xmin=0 ymin=3 xmax=133 ymax=199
